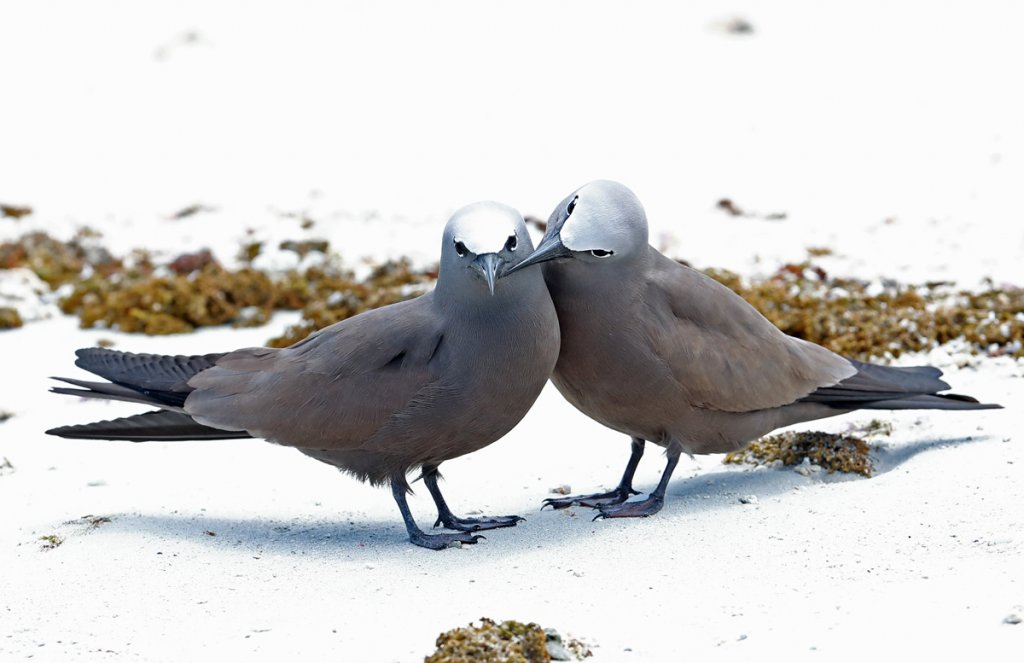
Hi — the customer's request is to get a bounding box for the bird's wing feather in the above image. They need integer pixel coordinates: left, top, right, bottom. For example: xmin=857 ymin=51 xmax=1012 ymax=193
xmin=47 ymin=410 xmax=252 ymax=441
xmin=185 ymin=297 xmax=445 ymax=450
xmin=75 ymin=347 xmax=225 ymax=390
xmin=645 ymin=254 xmax=856 ymax=413
xmin=73 ymin=348 xmax=226 ymax=407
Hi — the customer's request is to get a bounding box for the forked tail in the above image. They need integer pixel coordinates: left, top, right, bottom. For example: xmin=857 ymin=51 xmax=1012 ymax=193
xmin=47 ymin=347 xmax=250 ymax=442
xmin=799 ymin=360 xmax=1002 ymax=411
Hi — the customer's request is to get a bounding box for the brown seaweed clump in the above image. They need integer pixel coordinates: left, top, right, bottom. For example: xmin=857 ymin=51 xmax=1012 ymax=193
xmin=1 ymin=204 xmax=33 ymax=219
xmin=702 ymin=262 xmax=1024 ymax=361
xmin=0 ymin=231 xmax=436 ymax=339
xmin=724 ymin=431 xmax=875 ymax=477
xmin=266 ymin=259 xmax=436 ymax=347
xmin=0 ymin=232 xmax=89 ymax=288
xmin=0 ymin=306 xmax=23 ymax=329
xmin=0 ymin=230 xmax=121 ymax=289
xmin=279 ymin=238 xmax=330 ymax=258
xmin=59 ymin=261 xmax=279 ymax=334
xmin=7 ymin=228 xmax=1021 ymax=363
xmin=426 ymin=618 xmax=550 ymax=663
xmin=54 ymin=243 xmax=436 ymax=341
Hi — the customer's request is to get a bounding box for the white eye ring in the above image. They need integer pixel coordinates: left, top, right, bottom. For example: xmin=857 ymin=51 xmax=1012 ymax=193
xmin=590 ymin=249 xmax=614 ymax=258
xmin=454 ymin=240 xmax=468 ymax=257
xmin=566 ymin=195 xmax=578 ymax=216
xmin=505 ymin=234 xmax=518 ymax=252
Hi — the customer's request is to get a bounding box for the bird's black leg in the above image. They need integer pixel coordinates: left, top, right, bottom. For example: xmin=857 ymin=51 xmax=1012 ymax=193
xmin=423 ymin=465 xmax=524 ymax=532
xmin=543 ymin=437 xmax=646 ymax=510
xmin=595 ymin=445 xmax=680 ymax=519
xmin=390 ymin=479 xmax=482 ymax=549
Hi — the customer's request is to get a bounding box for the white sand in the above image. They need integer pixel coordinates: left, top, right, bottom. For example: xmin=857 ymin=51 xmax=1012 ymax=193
xmin=1 ymin=2 xmax=1022 ymax=661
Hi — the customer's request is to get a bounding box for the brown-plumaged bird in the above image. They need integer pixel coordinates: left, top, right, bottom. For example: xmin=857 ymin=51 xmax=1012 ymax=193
xmin=48 ymin=202 xmax=560 ymax=549
xmin=505 ymin=180 xmax=1001 ymax=519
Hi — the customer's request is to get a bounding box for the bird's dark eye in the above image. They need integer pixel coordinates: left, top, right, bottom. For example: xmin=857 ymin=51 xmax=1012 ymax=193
xmin=505 ymin=234 xmax=518 ymax=252
xmin=454 ymin=240 xmax=468 ymax=257
xmin=566 ymin=195 xmax=578 ymax=217
xmin=590 ymin=249 xmax=614 ymax=258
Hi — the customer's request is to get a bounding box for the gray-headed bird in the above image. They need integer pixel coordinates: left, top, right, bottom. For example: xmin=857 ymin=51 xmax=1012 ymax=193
xmin=49 ymin=202 xmax=560 ymax=549
xmin=506 ymin=180 xmax=1000 ymax=519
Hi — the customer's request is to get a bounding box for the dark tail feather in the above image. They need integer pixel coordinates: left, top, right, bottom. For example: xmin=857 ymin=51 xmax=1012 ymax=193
xmin=800 ymin=360 xmax=1002 ymax=410
xmin=73 ymin=347 xmax=226 ymax=408
xmin=852 ymin=394 xmax=1003 ymax=411
xmin=46 ymin=410 xmax=251 ymax=442
xmin=50 ymin=377 xmax=186 ymax=411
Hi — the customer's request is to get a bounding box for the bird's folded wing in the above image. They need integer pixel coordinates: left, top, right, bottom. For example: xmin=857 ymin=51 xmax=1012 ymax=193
xmin=646 ymin=258 xmax=856 ymax=413
xmin=185 ymin=298 xmax=445 ymax=450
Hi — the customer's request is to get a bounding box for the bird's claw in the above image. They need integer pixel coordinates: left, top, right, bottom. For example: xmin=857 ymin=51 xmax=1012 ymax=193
xmin=434 ymin=514 xmax=524 ymax=532
xmin=541 ymin=497 xmax=576 ymax=510
xmin=593 ymin=495 xmax=665 ymax=519
xmin=542 ymin=487 xmax=640 ymax=511
xmin=410 ymin=531 xmax=485 ymax=550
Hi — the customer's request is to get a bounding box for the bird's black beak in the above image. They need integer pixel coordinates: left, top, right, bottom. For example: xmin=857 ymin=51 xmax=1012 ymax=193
xmin=470 ymin=252 xmax=503 ymax=295
xmin=503 ymin=233 xmax=572 ymax=277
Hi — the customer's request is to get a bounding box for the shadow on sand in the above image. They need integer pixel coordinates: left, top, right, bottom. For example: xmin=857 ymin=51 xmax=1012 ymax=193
xmin=83 ymin=434 xmax=989 ymax=560
xmin=662 ymin=433 xmax=986 ymax=503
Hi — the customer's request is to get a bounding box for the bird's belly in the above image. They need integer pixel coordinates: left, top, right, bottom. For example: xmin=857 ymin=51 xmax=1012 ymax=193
xmin=551 ymin=351 xmax=677 ymax=445
xmin=552 ymin=364 xmax=790 ymax=453
xmin=551 ymin=330 xmax=791 ymax=452
xmin=299 ymin=341 xmax=555 ymax=483
xmin=366 ymin=324 xmax=558 ymax=467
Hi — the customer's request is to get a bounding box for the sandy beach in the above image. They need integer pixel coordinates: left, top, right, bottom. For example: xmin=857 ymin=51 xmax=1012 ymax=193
xmin=2 ymin=2 xmax=1022 ymax=661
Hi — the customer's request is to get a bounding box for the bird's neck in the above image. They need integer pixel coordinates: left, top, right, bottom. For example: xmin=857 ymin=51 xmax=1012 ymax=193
xmin=433 ymin=272 xmax=549 ymax=321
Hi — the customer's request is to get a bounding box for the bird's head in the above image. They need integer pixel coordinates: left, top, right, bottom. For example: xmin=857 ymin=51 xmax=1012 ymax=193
xmin=440 ymin=201 xmax=533 ymax=296
xmin=503 ymin=180 xmax=648 ymax=276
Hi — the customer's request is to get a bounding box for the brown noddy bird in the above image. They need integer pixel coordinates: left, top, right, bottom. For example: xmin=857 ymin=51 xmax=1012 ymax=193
xmin=505 ymin=180 xmax=1001 ymax=519
xmin=47 ymin=201 xmax=560 ymax=549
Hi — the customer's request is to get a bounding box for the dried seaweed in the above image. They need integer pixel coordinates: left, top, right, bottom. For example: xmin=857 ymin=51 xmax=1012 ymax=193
xmin=0 ymin=232 xmax=85 ymax=287
xmin=279 ymin=239 xmax=329 ymax=258
xmin=1 ymin=204 xmax=33 ymax=219
xmin=59 ymin=263 xmax=280 ymax=334
xmin=724 ymin=430 xmax=874 ymax=476
xmin=426 ymin=618 xmax=550 ymax=663
xmin=266 ymin=259 xmax=435 ymax=347
xmin=38 ymin=534 xmax=64 ymax=550
xmin=52 ymin=241 xmax=434 ymax=341
xmin=0 ymin=306 xmax=23 ymax=329
xmin=4 ymin=230 xmax=1021 ymax=361
xmin=704 ymin=263 xmax=1024 ymax=360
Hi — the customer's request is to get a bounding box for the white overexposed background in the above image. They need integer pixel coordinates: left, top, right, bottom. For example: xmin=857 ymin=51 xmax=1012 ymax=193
xmin=1 ymin=2 xmax=1021 ymax=661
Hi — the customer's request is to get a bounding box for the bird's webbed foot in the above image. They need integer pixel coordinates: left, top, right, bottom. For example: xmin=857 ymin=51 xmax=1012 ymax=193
xmin=594 ymin=494 xmax=665 ymax=519
xmin=408 ymin=529 xmax=485 ymax=550
xmin=544 ymin=437 xmax=647 ymax=510
xmin=434 ymin=513 xmax=525 ymax=532
xmin=542 ymin=485 xmax=640 ymax=510
xmin=392 ymin=479 xmax=486 ymax=550
xmin=422 ymin=466 xmax=524 ymax=532
xmin=592 ymin=441 xmax=678 ymax=520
